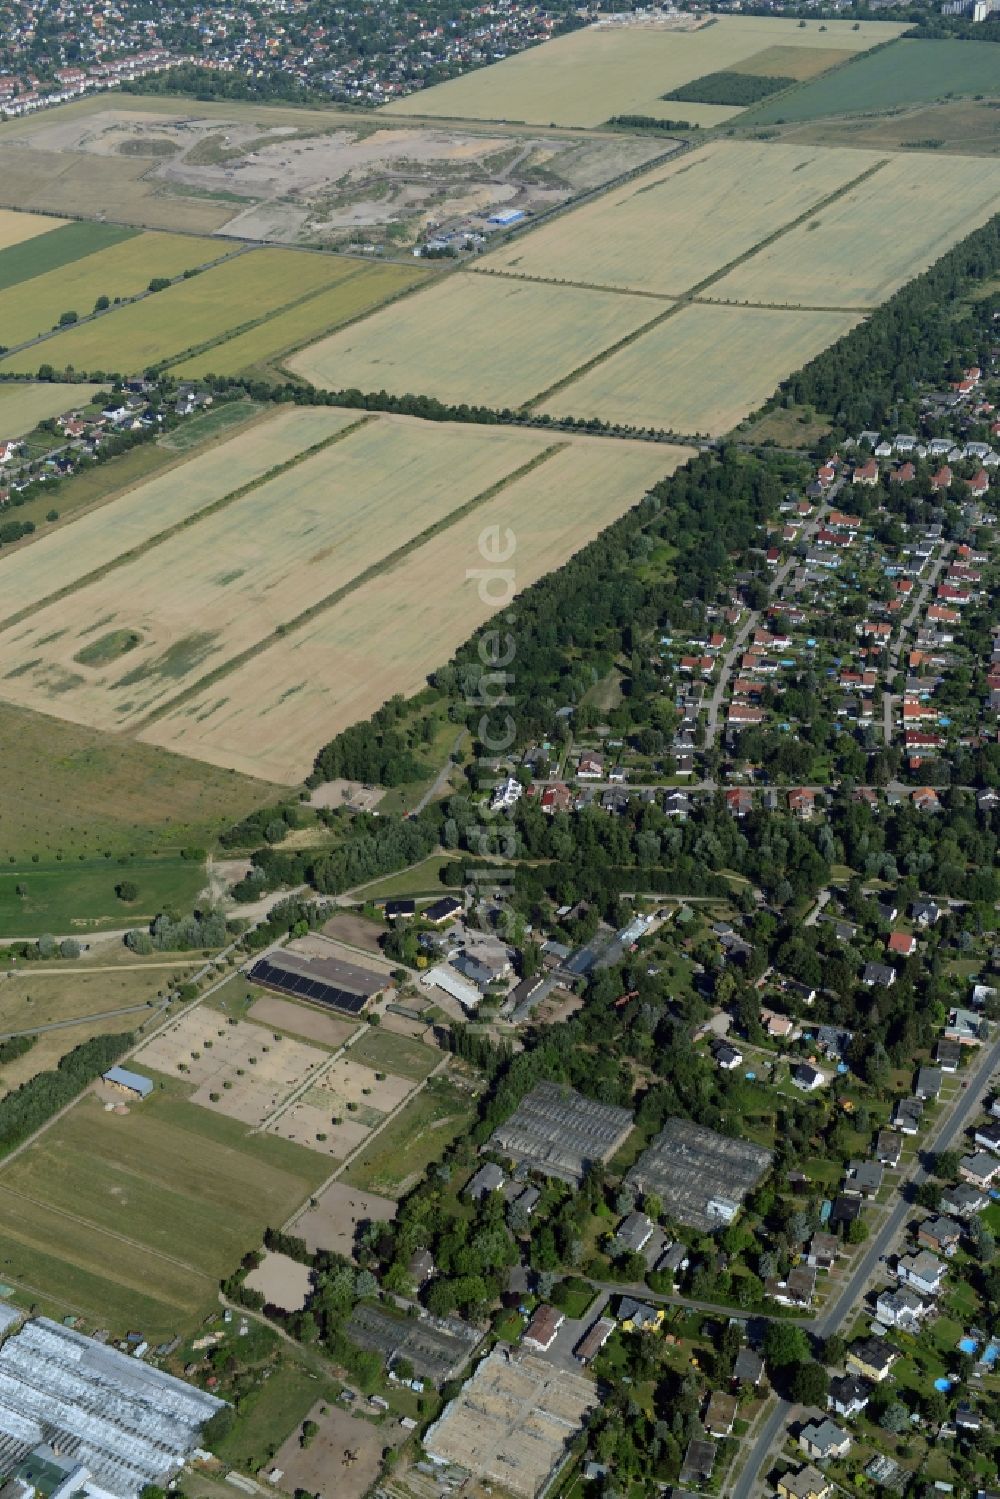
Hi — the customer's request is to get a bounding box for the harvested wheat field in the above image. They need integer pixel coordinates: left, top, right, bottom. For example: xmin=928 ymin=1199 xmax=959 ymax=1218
xmin=538 ymin=303 xmax=861 ymax=436
xmin=0 ymin=230 xmax=221 ymax=349
xmin=480 ymin=141 xmax=881 ymax=297
xmin=0 ymin=419 xmax=550 ymax=731
xmin=141 ymin=433 xmax=689 ymax=782
xmin=706 ymin=149 xmax=1000 ymax=308
xmin=1 ymin=246 xmax=356 ymax=374
xmin=0 ymin=382 xmax=105 ymax=438
xmin=0 ymin=406 xmax=354 ymax=626
xmin=384 ymin=15 xmax=906 ymax=128
xmin=0 ymin=208 xmax=68 ymax=248
xmin=286 ymin=272 xmax=662 ymax=409
xmin=169 ymin=260 xmax=431 ymax=377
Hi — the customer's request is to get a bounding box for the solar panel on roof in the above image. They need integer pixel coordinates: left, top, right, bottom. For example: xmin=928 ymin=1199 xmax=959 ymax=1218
xmin=249 ymin=958 xmax=369 ymax=1015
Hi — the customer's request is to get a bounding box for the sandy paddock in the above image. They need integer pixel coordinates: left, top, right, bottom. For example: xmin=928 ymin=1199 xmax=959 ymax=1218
xmin=291 ymin=1180 xmax=397 ymax=1258
xmin=247 ymin=994 xmax=358 ymax=1049
xmin=270 ymin=1399 xmax=398 ymax=1499
xmin=134 ymin=1009 xmax=328 ymax=1126
xmin=267 ymin=1053 xmax=417 ymax=1157
xmin=244 ymin=1249 xmax=313 ymax=1311
xmin=269 ymin=1102 xmax=370 ymax=1159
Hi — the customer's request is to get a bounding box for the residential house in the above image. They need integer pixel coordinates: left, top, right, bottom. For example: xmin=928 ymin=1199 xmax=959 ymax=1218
xmin=940 ymin=1181 xmax=988 ymax=1218
xmin=799 ymin=1419 xmax=851 ymax=1462
xmin=912 ymin=899 xmax=941 ymax=927
xmin=777 ymin=1466 xmax=830 ymax=1499
xmin=863 ymin=962 xmax=896 ymax=989
xmin=936 ymin=1038 xmax=963 ymax=1074
xmin=788 ymin=788 xmax=817 ymax=820
xmin=466 ymin=1163 xmax=505 ymax=1201
xmin=577 ymin=752 xmax=604 ymax=779
xmin=733 ymin=1348 xmax=764 ymax=1387
xmin=973 ymin=1120 xmax=1000 ymax=1154
xmin=875 ymin=1131 xmax=903 ymax=1168
xmin=806 ymin=1233 xmax=841 ymax=1270
xmin=767 ymin=1266 xmax=817 ymax=1308
xmin=916 ymin=1216 xmax=962 ymax=1257
xmin=574 ymin=1317 xmax=614 ymax=1365
xmin=615 ymin=1212 xmax=655 ymax=1255
xmin=844 ymin=1160 xmax=883 ymax=1198
xmin=886 ymin=931 xmax=916 ymax=959
xmin=827 ymin=1375 xmax=871 ymax=1420
xmin=523 ymin=1303 xmax=564 ymax=1352
xmin=896 ymin=1249 xmax=947 ymax=1297
xmin=893 ymin=1097 xmax=923 ymax=1135
xmin=618 ymin=1298 xmax=664 ymax=1333
xmin=876 ymin=1286 xmax=932 ymax=1332
xmin=847 ymin=1338 xmax=898 ymax=1383
xmin=792 ymin=1063 xmax=824 ymax=1092
xmin=946 ymin=1008 xmax=984 ymax=1045
xmin=960 ymin=1152 xmax=1000 ymax=1189
xmin=916 ymin=1066 xmax=942 ymax=1100
xmin=705 ymin=1391 xmax=739 ymax=1438
xmin=713 ymin=1040 xmax=743 ymax=1071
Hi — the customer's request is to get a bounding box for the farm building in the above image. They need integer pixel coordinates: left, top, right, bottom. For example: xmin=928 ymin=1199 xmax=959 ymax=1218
xmin=345 ymin=1303 xmax=481 ymax=1385
xmin=423 ymin=1347 xmax=598 ymax=1499
xmin=488 ymin=1081 xmax=634 ymax=1186
xmin=101 ymin=1066 xmax=153 ymax=1101
xmin=0 ymin=1317 xmax=223 ymax=1499
xmin=626 ymin=1118 xmax=772 ymax=1232
xmin=248 ymin=949 xmax=387 ymax=1016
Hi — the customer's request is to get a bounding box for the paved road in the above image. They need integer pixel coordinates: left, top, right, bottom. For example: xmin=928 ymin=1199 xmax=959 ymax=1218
xmin=729 ymin=1030 xmax=1000 ymax=1499
xmin=412 ymin=729 xmax=467 ymax=816
xmin=882 ymin=543 xmax=952 ymax=748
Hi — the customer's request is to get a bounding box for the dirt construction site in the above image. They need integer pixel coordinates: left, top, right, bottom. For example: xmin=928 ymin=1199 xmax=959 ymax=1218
xmin=4 ymin=106 xmax=667 ymax=251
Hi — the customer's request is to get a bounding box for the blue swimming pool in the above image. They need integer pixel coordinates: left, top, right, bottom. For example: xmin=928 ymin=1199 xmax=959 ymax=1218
xmin=934 ymin=1377 xmax=953 ymax=1392
xmin=981 ymin=1342 xmax=1000 ymax=1367
xmin=959 ymin=1337 xmax=979 ymax=1355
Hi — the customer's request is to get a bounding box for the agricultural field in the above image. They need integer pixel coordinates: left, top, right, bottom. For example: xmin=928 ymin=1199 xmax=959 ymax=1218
xmin=537 ymin=303 xmax=861 ymax=436
xmin=0 ymin=419 xmax=549 ymax=732
xmin=0 ymin=405 xmax=352 ymax=626
xmin=758 ymin=96 xmax=1000 ymax=156
xmin=340 ymin=1073 xmax=475 ymax=1197
xmin=0 ymin=382 xmax=105 ymax=439
xmin=479 ymin=140 xmax=879 ymax=297
xmin=746 ymin=37 xmax=1000 ymax=125
xmin=169 ymin=260 xmax=431 ymax=377
xmin=0 ymin=1087 xmax=329 ymax=1336
xmin=0 ymin=223 xmax=138 ymax=296
xmin=0 ymin=246 xmax=362 ymax=375
xmin=287 ymin=272 xmax=661 ymax=408
xmin=384 ymin=15 xmax=906 ymax=128
xmin=0 ymin=208 xmax=69 ymax=250
xmin=707 ymin=150 xmax=1000 ymax=307
xmin=0 ymin=855 xmax=208 ymax=938
xmin=0 ymin=701 xmax=283 ymax=863
xmin=140 ymin=431 xmax=686 ymax=782
xmin=0 ymin=230 xmax=221 ymax=350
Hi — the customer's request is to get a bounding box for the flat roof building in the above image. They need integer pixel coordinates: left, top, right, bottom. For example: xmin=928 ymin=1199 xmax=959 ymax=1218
xmin=626 ymin=1118 xmax=772 ymax=1232
xmin=488 ymin=1082 xmax=633 ymax=1187
xmin=248 ymin=948 xmax=386 ymax=1016
xmin=101 ymin=1067 xmax=153 ymax=1100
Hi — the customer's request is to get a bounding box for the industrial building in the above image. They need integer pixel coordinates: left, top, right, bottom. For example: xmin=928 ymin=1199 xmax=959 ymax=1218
xmin=626 ymin=1118 xmax=772 ymax=1232
xmin=0 ymin=1317 xmax=223 ymax=1499
xmin=424 ymin=1348 xmax=597 ymax=1499
xmin=248 ymin=948 xmax=386 ymax=1016
xmin=488 ymin=1082 xmax=634 ymax=1186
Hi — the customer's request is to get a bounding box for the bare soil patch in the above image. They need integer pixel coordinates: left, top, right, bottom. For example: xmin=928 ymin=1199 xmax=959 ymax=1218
xmin=247 ymin=994 xmax=358 ymax=1049
xmin=270 ymin=1399 xmax=398 ymax=1499
xmin=245 ymin=1249 xmax=313 ymax=1311
xmin=321 ymin=911 xmax=385 ymax=957
xmin=292 ymin=1180 xmax=397 ymax=1258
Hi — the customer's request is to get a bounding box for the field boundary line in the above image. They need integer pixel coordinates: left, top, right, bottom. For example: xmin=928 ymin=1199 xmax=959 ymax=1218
xmin=468 ymin=265 xmax=674 ymax=301
xmin=128 ymin=440 xmax=567 ymax=732
xmin=0 ymin=415 xmax=374 ymax=635
xmin=693 ymin=296 xmax=871 ymax=314
xmin=0 ymin=1000 xmax=167 ymax=1042
xmin=522 ymin=155 xmax=889 ymax=412
xmin=0 ymin=1179 xmax=218 ymax=1283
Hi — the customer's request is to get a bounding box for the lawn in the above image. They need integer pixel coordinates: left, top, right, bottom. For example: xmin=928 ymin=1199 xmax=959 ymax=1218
xmin=747 ymin=38 xmax=1000 ymax=124
xmin=349 ymin=1028 xmax=441 ymax=1082
xmin=158 ymin=399 xmax=265 ymax=451
xmin=0 ymin=220 xmax=135 ymax=293
xmin=341 ymin=1074 xmax=474 ymax=1197
xmin=354 ymin=855 xmax=461 ymax=900
xmin=215 ymin=1356 xmax=339 ymax=1470
xmin=0 ymin=855 xmax=207 ymax=938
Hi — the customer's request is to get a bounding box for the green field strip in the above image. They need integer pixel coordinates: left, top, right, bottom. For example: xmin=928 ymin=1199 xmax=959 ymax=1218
xmin=154 ymin=256 xmax=385 ymax=372
xmin=5 ymin=241 xmax=254 ymax=359
xmin=522 ymin=155 xmax=889 ymax=411
xmin=130 ymin=441 xmax=567 ymax=733
xmin=0 ymin=221 xmax=139 ymax=294
xmin=0 ymin=416 xmax=373 ymax=635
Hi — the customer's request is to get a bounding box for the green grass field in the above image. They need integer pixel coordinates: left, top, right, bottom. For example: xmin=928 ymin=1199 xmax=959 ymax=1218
xmin=341 ymin=1074 xmax=474 ymax=1197
xmin=215 ymin=1356 xmax=339 ymax=1469
xmin=0 ymin=1086 xmax=329 ymax=1337
xmin=748 ymin=38 xmax=1000 ymax=124
xmin=0 ymin=701 xmax=283 ymax=862
xmin=0 ymin=221 xmax=138 ymax=294
xmin=349 ymin=1028 xmax=440 ymax=1082
xmin=158 ymin=399 xmax=265 ymax=451
xmin=351 ymin=856 xmax=461 ymax=901
xmin=0 ymin=855 xmax=207 ymax=938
